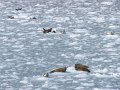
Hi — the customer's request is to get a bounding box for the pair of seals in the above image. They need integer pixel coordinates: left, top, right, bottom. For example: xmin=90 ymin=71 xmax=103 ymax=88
xmin=43 ymin=64 xmax=90 ymax=77
xmin=8 ymin=16 xmax=14 ymax=19
xmin=43 ymin=28 xmax=56 ymax=33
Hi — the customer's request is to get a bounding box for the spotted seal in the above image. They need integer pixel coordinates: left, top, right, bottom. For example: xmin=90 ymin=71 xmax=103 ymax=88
xmin=49 ymin=67 xmax=67 ymax=73
xmin=75 ymin=64 xmax=90 ymax=72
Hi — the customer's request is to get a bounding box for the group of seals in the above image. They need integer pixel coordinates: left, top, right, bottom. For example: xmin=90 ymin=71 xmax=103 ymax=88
xmin=8 ymin=8 xmax=22 ymax=19
xmin=43 ymin=64 xmax=90 ymax=77
xmin=8 ymin=8 xmax=37 ymax=20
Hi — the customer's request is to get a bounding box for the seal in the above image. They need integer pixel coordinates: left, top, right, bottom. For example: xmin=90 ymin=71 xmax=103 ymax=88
xmin=49 ymin=67 xmax=67 ymax=73
xmin=75 ymin=64 xmax=90 ymax=72
xmin=32 ymin=17 xmax=37 ymax=19
xmin=106 ymin=32 xmax=114 ymax=35
xmin=16 ymin=8 xmax=22 ymax=11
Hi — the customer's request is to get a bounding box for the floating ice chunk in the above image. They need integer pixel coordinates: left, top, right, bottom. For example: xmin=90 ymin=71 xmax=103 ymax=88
xmin=95 ymin=17 xmax=105 ymax=23
xmin=32 ymin=75 xmax=49 ymax=81
xmin=74 ymin=54 xmax=85 ymax=59
xmin=117 ymin=67 xmax=120 ymax=72
xmin=81 ymin=82 xmax=95 ymax=86
xmin=90 ymin=17 xmax=105 ymax=22
xmin=6 ymin=59 xmax=16 ymax=61
xmin=103 ymin=43 xmax=115 ymax=47
xmin=110 ymin=17 xmax=117 ymax=21
xmin=0 ymin=3 xmax=4 ymax=7
xmin=75 ymin=73 xmax=88 ymax=78
xmin=14 ymin=13 xmax=30 ymax=19
xmin=70 ymin=34 xmax=80 ymax=38
xmin=104 ymin=48 xmax=116 ymax=51
xmin=115 ymin=38 xmax=120 ymax=44
xmin=109 ymin=25 xmax=119 ymax=29
xmin=73 ymin=29 xmax=88 ymax=33
xmin=105 ymin=34 xmax=119 ymax=39
xmin=95 ymin=68 xmax=108 ymax=73
xmin=92 ymin=73 xmax=112 ymax=78
xmin=49 ymin=85 xmax=58 ymax=89
xmin=93 ymin=88 xmax=118 ymax=90
xmin=2 ymin=53 xmax=11 ymax=56
xmin=92 ymin=57 xmax=105 ymax=61
xmin=0 ymin=65 xmax=6 ymax=69
xmin=20 ymin=77 xmax=29 ymax=84
xmin=35 ymin=4 xmax=41 ymax=6
xmin=61 ymin=54 xmax=70 ymax=58
xmin=103 ymin=59 xmax=112 ymax=63
xmin=12 ymin=44 xmax=24 ymax=48
xmin=53 ymin=17 xmax=70 ymax=22
xmin=101 ymin=2 xmax=113 ymax=5
xmin=109 ymin=73 xmax=120 ymax=78
xmin=31 ymin=42 xmax=39 ymax=45
xmin=88 ymin=12 xmax=96 ymax=15
xmin=26 ymin=62 xmax=35 ymax=65
xmin=90 ymin=35 xmax=98 ymax=38
xmin=39 ymin=39 xmax=47 ymax=41
xmin=69 ymin=41 xmax=78 ymax=46
xmin=75 ymin=86 xmax=84 ymax=90
xmin=42 ymin=81 xmax=50 ymax=87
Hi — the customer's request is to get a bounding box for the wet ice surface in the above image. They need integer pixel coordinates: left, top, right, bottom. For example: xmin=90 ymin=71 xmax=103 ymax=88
xmin=0 ymin=0 xmax=120 ymax=90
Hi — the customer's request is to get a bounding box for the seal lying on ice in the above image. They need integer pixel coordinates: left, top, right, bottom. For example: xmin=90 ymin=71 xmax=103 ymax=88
xmin=75 ymin=64 xmax=90 ymax=72
xmin=49 ymin=67 xmax=67 ymax=73
xmin=106 ymin=32 xmax=114 ymax=35
xmin=43 ymin=67 xmax=67 ymax=77
xmin=43 ymin=64 xmax=90 ymax=77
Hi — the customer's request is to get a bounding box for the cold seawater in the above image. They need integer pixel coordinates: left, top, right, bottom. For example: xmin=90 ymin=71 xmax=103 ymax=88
xmin=0 ymin=0 xmax=120 ymax=90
